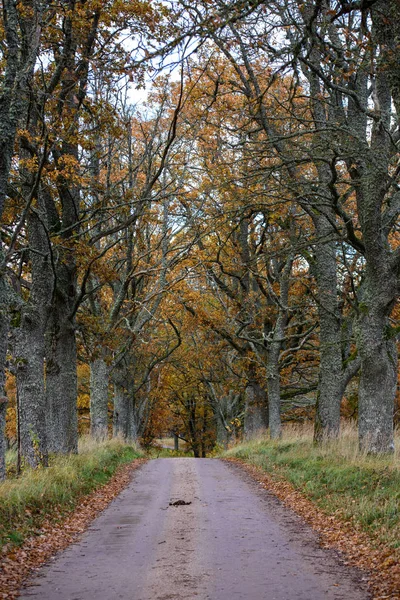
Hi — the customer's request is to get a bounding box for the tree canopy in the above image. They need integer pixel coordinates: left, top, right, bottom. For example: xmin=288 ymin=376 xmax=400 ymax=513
xmin=0 ymin=0 xmax=399 ymax=476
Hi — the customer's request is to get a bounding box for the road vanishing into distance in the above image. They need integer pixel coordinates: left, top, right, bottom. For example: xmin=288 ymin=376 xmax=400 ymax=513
xmin=20 ymin=458 xmax=368 ymax=600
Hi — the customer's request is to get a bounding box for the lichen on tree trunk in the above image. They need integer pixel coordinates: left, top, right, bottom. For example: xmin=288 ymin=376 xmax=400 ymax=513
xmin=46 ymin=312 xmax=78 ymax=454
xmin=312 ymin=215 xmax=344 ymax=443
xmin=0 ymin=396 xmax=6 ymax=481
xmin=356 ymin=303 xmax=397 ymax=454
xmin=0 ymin=297 xmax=9 ymax=480
xmin=90 ymin=358 xmax=109 ymax=439
xmin=267 ymin=359 xmax=282 ymax=440
xmin=15 ymin=309 xmax=48 ymax=467
xmin=14 ymin=205 xmax=53 ymax=467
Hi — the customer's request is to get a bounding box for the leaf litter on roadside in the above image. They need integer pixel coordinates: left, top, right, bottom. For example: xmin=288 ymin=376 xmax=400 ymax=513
xmin=0 ymin=459 xmax=147 ymax=600
xmin=225 ymin=458 xmax=400 ymax=600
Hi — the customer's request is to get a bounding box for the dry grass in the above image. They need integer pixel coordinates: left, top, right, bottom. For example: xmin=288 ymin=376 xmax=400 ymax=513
xmin=276 ymin=422 xmax=400 ymax=468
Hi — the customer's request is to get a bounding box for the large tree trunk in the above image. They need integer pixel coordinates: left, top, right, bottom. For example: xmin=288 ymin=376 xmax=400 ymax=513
xmin=266 ymin=353 xmax=281 ymax=440
xmin=0 ymin=3 xmax=46 ymax=477
xmin=0 ymin=304 xmax=9 ymax=480
xmin=43 ymin=1 xmax=100 ymax=455
xmin=351 ymin=13 xmax=398 ymax=453
xmin=14 ymin=206 xmax=53 ymax=467
xmin=266 ymin=257 xmax=292 ymax=440
xmin=356 ymin=295 xmax=397 ymax=454
xmin=15 ymin=309 xmax=48 ymax=467
xmin=90 ymin=357 xmax=109 ymax=439
xmin=244 ymin=378 xmax=268 ymax=439
xmin=313 ymin=220 xmax=344 ymax=442
xmin=297 ymin=33 xmax=348 ymax=443
xmin=46 ymin=308 xmax=78 ymax=454
xmin=0 ymin=396 xmax=6 ymax=480
xmin=45 ymin=213 xmax=78 ymax=454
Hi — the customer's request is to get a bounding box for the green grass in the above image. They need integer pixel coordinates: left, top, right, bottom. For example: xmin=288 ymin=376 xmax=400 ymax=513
xmin=223 ymin=423 xmax=400 ymax=550
xmin=0 ymin=436 xmax=143 ymax=551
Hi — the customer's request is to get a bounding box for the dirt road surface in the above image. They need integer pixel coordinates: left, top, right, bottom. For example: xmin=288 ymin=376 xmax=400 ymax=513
xmin=19 ymin=458 xmax=368 ymax=600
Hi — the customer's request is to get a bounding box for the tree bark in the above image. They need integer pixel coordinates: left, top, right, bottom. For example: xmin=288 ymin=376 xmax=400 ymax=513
xmin=46 ymin=308 xmax=78 ymax=454
xmin=126 ymin=395 xmax=138 ymax=442
xmin=0 ymin=395 xmax=6 ymax=480
xmin=266 ymin=354 xmax=281 ymax=440
xmin=44 ymin=174 xmax=79 ymax=455
xmin=313 ymin=223 xmax=344 ymax=442
xmin=15 ymin=308 xmax=48 ymax=467
xmin=0 ymin=2 xmax=46 ymax=474
xmin=244 ymin=378 xmax=268 ymax=439
xmin=14 ymin=203 xmax=54 ymax=467
xmin=0 ymin=306 xmax=9 ymax=480
xmin=266 ymin=256 xmax=292 ymax=439
xmin=356 ymin=287 xmax=397 ymax=453
xmin=113 ymin=383 xmax=129 ymax=439
xmin=90 ymin=357 xmax=109 ymax=439
xmin=352 ymin=9 xmax=398 ymax=452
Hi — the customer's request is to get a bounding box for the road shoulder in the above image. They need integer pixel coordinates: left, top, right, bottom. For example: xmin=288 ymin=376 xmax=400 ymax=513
xmin=224 ymin=457 xmax=399 ymax=600
xmin=0 ymin=459 xmax=147 ymax=600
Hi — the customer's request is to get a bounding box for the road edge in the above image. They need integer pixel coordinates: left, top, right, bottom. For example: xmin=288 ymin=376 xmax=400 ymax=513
xmin=223 ymin=457 xmax=399 ymax=600
xmin=0 ymin=458 xmax=147 ymax=600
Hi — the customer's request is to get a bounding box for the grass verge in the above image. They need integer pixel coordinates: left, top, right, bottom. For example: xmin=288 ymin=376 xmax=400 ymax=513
xmin=223 ymin=423 xmax=400 ymax=551
xmin=0 ymin=437 xmax=143 ymax=551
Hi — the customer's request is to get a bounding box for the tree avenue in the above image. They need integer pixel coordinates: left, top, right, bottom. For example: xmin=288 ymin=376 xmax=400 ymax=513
xmin=0 ymin=0 xmax=399 ymax=478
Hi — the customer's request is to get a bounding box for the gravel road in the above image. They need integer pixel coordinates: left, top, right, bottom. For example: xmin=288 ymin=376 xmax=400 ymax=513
xmin=20 ymin=458 xmax=368 ymax=600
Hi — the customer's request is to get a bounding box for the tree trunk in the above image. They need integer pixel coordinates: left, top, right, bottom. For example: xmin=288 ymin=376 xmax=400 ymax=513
xmin=126 ymin=395 xmax=138 ymax=442
xmin=266 ymin=353 xmax=281 ymax=440
xmin=266 ymin=256 xmax=292 ymax=440
xmin=15 ymin=309 xmax=48 ymax=467
xmin=0 ymin=395 xmax=6 ymax=480
xmin=45 ymin=224 xmax=78 ymax=454
xmin=188 ymin=400 xmax=201 ymax=457
xmin=113 ymin=383 xmax=129 ymax=439
xmin=14 ymin=206 xmax=53 ymax=467
xmin=90 ymin=358 xmax=109 ymax=439
xmin=244 ymin=379 xmax=268 ymax=439
xmin=0 ymin=1 xmax=47 ymax=475
xmin=0 ymin=306 xmax=8 ymax=480
xmin=46 ymin=310 xmax=78 ymax=454
xmin=356 ymin=306 xmax=397 ymax=454
xmin=313 ymin=225 xmax=343 ymax=442
xmin=216 ymin=413 xmax=229 ymax=448
xmin=301 ymin=44 xmax=346 ymax=443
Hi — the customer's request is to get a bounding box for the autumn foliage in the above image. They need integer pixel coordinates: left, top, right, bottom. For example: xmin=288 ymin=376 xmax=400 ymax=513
xmin=0 ymin=0 xmax=399 ymax=476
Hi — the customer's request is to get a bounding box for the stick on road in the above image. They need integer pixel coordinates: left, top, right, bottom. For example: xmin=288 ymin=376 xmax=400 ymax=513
xmin=20 ymin=458 xmax=368 ymax=600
